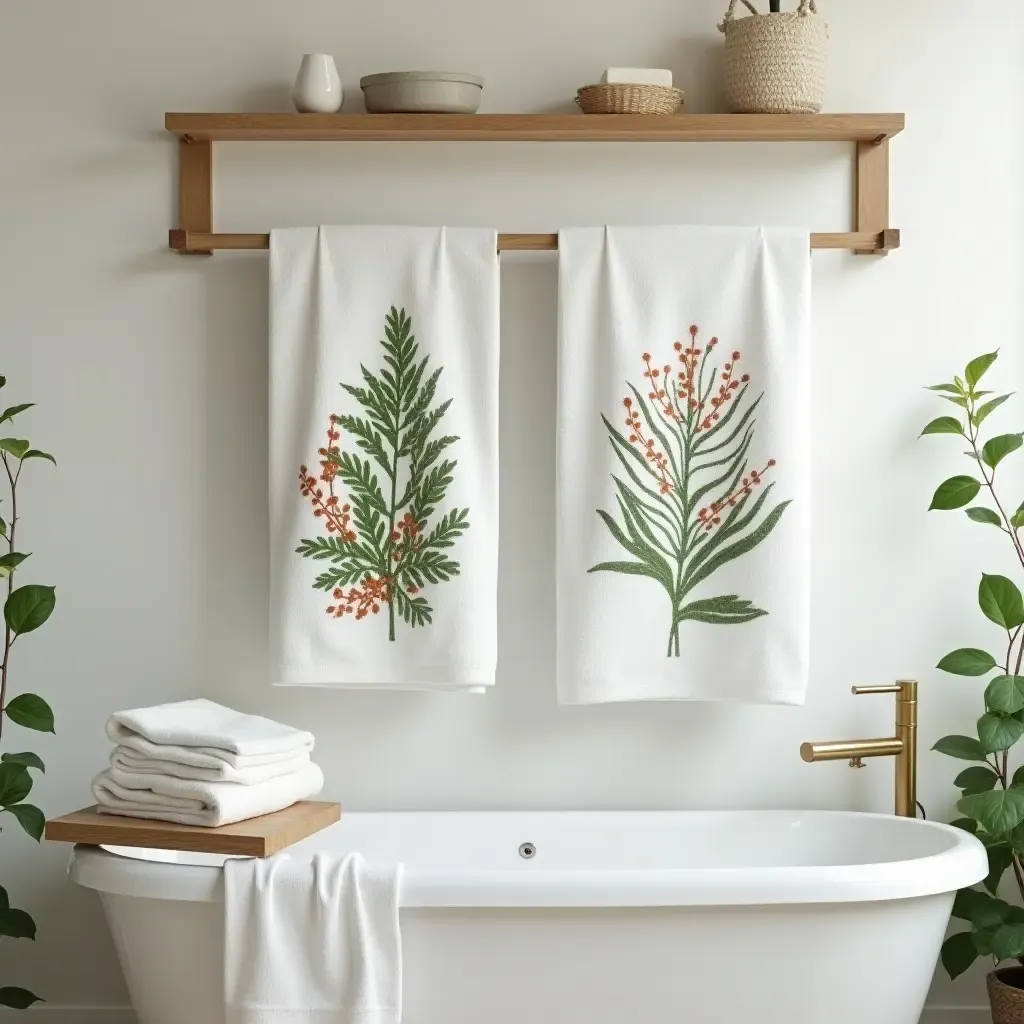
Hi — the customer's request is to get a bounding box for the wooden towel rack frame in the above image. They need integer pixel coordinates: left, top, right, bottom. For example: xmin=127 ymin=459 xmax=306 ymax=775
xmin=165 ymin=112 xmax=904 ymax=257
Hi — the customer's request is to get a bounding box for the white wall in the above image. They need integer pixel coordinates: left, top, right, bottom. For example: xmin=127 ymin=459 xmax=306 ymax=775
xmin=0 ymin=0 xmax=1021 ymax=1016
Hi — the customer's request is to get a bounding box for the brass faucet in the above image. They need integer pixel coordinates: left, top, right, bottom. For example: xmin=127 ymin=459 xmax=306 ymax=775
xmin=800 ymin=681 xmax=918 ymax=818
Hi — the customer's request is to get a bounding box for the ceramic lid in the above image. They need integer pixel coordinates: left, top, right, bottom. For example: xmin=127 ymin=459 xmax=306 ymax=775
xmin=360 ymin=71 xmax=485 ymax=88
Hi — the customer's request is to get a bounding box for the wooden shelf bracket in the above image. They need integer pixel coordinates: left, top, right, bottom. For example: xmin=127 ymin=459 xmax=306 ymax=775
xmin=168 ymin=113 xmax=903 ymax=257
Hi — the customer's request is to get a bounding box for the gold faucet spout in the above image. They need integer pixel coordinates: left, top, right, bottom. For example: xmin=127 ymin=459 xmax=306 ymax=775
xmin=800 ymin=738 xmax=904 ymax=762
xmin=799 ymin=680 xmax=918 ymax=817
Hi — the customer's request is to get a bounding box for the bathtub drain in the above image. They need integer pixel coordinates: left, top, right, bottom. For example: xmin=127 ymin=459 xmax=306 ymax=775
xmin=518 ymin=842 xmax=536 ymax=860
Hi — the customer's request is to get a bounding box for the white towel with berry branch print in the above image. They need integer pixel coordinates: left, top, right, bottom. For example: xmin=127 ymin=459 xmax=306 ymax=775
xmin=270 ymin=227 xmax=499 ymax=690
xmin=557 ymin=226 xmax=811 ymax=704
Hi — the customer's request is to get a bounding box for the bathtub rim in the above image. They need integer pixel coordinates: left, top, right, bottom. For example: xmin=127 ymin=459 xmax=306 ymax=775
xmin=67 ymin=809 xmax=987 ymax=908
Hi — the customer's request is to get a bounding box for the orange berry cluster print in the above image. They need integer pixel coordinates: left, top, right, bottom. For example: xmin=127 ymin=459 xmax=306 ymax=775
xmin=591 ymin=323 xmax=790 ymax=657
xmin=296 ymin=307 xmax=469 ymax=641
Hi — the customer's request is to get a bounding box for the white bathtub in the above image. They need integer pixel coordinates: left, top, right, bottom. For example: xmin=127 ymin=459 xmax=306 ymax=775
xmin=70 ymin=810 xmax=986 ymax=1024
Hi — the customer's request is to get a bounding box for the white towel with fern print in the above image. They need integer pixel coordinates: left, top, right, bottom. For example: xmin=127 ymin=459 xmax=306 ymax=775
xmin=557 ymin=226 xmax=811 ymax=704
xmin=269 ymin=227 xmax=499 ymax=690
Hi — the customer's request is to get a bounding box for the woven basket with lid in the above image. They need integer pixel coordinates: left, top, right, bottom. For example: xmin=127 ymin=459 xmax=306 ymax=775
xmin=719 ymin=0 xmax=827 ymax=114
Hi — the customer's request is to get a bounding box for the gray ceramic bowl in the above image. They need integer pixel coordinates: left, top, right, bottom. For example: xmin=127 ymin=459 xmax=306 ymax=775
xmin=360 ymin=71 xmax=484 ymax=114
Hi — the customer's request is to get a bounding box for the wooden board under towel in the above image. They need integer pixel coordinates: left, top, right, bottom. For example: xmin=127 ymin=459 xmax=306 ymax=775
xmin=44 ymin=800 xmax=341 ymax=857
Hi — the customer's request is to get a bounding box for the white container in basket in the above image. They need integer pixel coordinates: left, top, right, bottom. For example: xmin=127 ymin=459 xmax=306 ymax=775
xmin=719 ymin=0 xmax=828 ymax=114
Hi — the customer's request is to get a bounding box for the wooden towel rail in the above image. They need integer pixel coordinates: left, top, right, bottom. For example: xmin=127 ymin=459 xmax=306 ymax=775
xmin=169 ymin=229 xmax=900 ymax=254
xmin=165 ymin=113 xmax=904 ymax=257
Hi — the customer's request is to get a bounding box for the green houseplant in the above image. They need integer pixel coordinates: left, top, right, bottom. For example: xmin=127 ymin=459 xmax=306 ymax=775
xmin=924 ymin=352 xmax=1024 ymax=1001
xmin=0 ymin=377 xmax=56 ymax=1010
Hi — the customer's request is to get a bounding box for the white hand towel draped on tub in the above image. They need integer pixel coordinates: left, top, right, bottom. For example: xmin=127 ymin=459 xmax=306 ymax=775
xmin=92 ymin=762 xmax=324 ymax=828
xmin=225 ymin=852 xmax=403 ymax=1024
xmin=269 ymin=227 xmax=500 ymax=691
xmin=557 ymin=226 xmax=811 ymax=704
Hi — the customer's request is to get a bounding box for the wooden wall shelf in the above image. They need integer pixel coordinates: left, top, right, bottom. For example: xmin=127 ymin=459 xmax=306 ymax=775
xmin=165 ymin=112 xmax=904 ymax=256
xmin=166 ymin=112 xmax=904 ymax=144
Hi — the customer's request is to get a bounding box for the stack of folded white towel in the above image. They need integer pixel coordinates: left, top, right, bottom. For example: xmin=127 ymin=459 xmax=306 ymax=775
xmin=92 ymin=699 xmax=324 ymax=827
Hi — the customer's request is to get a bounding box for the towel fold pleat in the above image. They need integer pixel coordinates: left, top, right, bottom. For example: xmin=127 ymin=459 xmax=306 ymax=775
xmin=109 ymin=746 xmax=312 ymax=785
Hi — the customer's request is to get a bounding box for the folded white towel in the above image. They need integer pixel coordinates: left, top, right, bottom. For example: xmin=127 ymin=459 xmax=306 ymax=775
xmin=225 ymin=851 xmax=403 ymax=1024
xmin=92 ymin=762 xmax=324 ymax=828
xmin=110 ymin=746 xmax=312 ymax=785
xmin=106 ymin=699 xmax=314 ymax=761
xmin=106 ymin=726 xmax=311 ymax=772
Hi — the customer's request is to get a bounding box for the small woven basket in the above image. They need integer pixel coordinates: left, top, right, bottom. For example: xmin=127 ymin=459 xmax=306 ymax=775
xmin=718 ymin=0 xmax=827 ymax=114
xmin=989 ymin=968 xmax=1024 ymax=1024
xmin=575 ymin=83 xmax=684 ymax=115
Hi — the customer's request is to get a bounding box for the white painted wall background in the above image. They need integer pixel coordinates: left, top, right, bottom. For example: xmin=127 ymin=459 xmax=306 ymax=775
xmin=0 ymin=0 xmax=1021 ymax=1018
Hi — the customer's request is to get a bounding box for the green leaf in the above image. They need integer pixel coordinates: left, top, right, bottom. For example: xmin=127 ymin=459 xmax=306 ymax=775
xmin=0 ymin=404 xmax=33 ymax=424
xmin=966 ymin=351 xmax=999 ymax=387
xmin=952 ymin=888 xmax=1004 ymax=925
xmin=0 ymin=762 xmax=31 ymax=806
xmin=955 ymin=766 xmax=1000 ymax=794
xmin=920 ymin=416 xmax=964 ymax=436
xmin=5 ymin=693 xmax=55 ymax=733
xmin=676 ymin=594 xmax=768 ymax=625
xmin=0 ymin=987 xmax=42 ymax=1009
xmin=927 ymin=383 xmax=963 ymax=395
xmin=23 ymin=449 xmax=55 ymax=465
xmin=993 ymin=922 xmax=1024 ymax=962
xmin=6 ymin=803 xmax=44 ymax=841
xmin=987 ymin=675 xmax=1024 ymax=714
xmin=967 ymin=507 xmax=1003 ymax=527
xmin=0 ymin=908 xmax=35 ymax=940
xmin=589 ymin=560 xmax=666 ymax=581
xmin=980 ymin=574 xmax=1024 ymax=629
xmin=929 ymin=475 xmax=981 ymax=510
xmin=941 ymin=395 xmax=971 ymax=410
xmin=978 ymin=712 xmax=1024 ymax=752
xmin=975 ymin=394 xmax=1013 ymax=428
xmin=1 ymin=751 xmax=43 ymax=773
xmin=0 ymin=439 xmax=29 ymax=459
xmin=941 ymin=931 xmax=979 ymax=980
xmin=0 ymin=552 xmax=28 ymax=574
xmin=985 ymin=843 xmax=1015 ymax=893
xmin=934 ymin=734 xmax=987 ymax=761
xmin=959 ymin=788 xmax=1024 ymax=836
xmin=1013 ymin=508 xmax=1024 ymax=530
xmin=683 ymin=500 xmax=790 ymax=593
xmin=983 ymin=433 xmax=1024 ymax=470
xmin=950 ymin=817 xmax=979 ymax=834
xmin=939 ymin=648 xmax=999 ymax=676
xmin=4 ymin=584 xmax=55 ymax=634
xmin=0 ymin=519 xmax=6 ymax=538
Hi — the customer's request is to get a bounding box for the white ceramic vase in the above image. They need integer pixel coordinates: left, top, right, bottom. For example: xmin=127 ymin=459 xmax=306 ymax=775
xmin=292 ymin=54 xmax=343 ymax=113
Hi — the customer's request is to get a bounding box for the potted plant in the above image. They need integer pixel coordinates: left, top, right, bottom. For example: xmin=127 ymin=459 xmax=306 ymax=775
xmin=925 ymin=352 xmax=1024 ymax=1019
xmin=0 ymin=377 xmax=56 ymax=1010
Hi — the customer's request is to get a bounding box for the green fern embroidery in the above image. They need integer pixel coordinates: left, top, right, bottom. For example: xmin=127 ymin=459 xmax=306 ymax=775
xmin=297 ymin=307 xmax=468 ymax=641
xmin=590 ymin=327 xmax=790 ymax=657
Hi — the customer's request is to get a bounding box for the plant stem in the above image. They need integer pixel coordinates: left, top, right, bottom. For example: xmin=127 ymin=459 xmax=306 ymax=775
xmin=966 ymin=401 xmax=1024 ymax=568
xmin=0 ymin=453 xmax=17 ymax=743
xmin=386 ymin=453 xmax=398 ymax=643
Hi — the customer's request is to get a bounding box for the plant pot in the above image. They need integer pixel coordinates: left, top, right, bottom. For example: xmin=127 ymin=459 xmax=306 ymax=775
xmin=718 ymin=0 xmax=828 ymax=114
xmin=989 ymin=968 xmax=1024 ymax=1023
